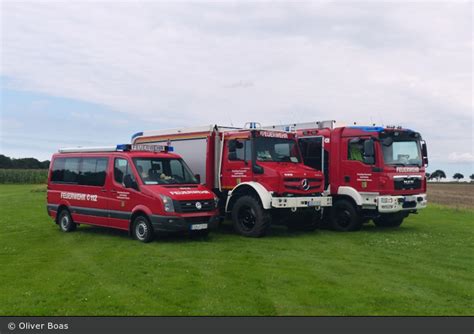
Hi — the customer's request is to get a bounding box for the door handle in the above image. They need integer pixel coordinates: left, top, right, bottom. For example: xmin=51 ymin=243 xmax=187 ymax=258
xmin=110 ymin=190 xmax=117 ymax=193
xmin=100 ymin=189 xmax=107 ymax=192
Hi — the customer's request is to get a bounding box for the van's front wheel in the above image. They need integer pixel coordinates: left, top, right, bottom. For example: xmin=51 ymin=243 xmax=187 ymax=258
xmin=58 ymin=209 xmax=76 ymax=232
xmin=133 ymin=215 xmax=154 ymax=243
xmin=232 ymin=195 xmax=271 ymax=237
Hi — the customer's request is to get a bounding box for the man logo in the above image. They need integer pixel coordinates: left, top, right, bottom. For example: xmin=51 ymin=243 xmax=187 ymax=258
xmin=301 ymin=179 xmax=310 ymax=191
xmin=195 ymin=202 xmax=202 ymax=210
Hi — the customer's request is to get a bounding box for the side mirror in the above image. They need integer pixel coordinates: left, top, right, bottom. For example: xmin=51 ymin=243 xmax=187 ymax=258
xmin=363 ymin=139 xmax=375 ymax=164
xmin=228 ymin=152 xmax=238 ymax=161
xmin=194 ymin=174 xmax=201 ymax=183
xmin=421 ymin=141 xmax=428 ymax=166
xmin=253 ymin=164 xmax=264 ymax=174
xmin=382 ymin=137 xmax=393 ymax=146
xmin=364 ymin=139 xmax=375 ymax=156
xmin=228 ymin=140 xmax=236 ymax=152
xmin=123 ymin=174 xmax=139 ymax=191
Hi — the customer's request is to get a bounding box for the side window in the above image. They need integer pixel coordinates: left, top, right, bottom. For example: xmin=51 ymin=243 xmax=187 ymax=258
xmin=114 ymin=158 xmax=135 ymax=186
xmin=51 ymin=158 xmax=80 ymax=184
xmin=228 ymin=140 xmax=251 ymax=161
xmin=51 ymin=158 xmax=66 ymax=183
xmin=79 ymin=158 xmax=108 ymax=186
xmin=347 ymin=138 xmax=372 ymax=164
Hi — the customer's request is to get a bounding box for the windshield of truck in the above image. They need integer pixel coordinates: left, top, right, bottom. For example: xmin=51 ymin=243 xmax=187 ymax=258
xmin=382 ymin=140 xmax=422 ymax=167
xmin=133 ymin=158 xmax=198 ymax=185
xmin=255 ymin=137 xmax=301 ymax=163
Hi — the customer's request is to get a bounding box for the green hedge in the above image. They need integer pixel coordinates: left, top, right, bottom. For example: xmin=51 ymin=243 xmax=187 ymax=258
xmin=0 ymin=169 xmax=48 ymax=184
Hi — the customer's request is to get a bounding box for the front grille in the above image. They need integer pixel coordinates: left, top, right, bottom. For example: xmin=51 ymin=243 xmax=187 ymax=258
xmin=394 ymin=177 xmax=422 ymax=190
xmin=283 ymin=177 xmax=323 ymax=192
xmin=174 ymin=200 xmax=215 ymax=213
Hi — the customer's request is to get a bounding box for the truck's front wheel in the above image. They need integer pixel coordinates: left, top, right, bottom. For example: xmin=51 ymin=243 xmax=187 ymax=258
xmin=232 ymin=195 xmax=271 ymax=237
xmin=330 ymin=199 xmax=362 ymax=232
xmin=373 ymin=212 xmax=405 ymax=228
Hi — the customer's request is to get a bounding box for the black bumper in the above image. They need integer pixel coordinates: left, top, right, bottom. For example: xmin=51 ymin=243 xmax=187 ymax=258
xmin=149 ymin=214 xmax=220 ymax=233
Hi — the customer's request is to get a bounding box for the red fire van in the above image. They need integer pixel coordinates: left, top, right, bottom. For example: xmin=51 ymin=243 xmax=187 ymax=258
xmin=46 ymin=144 xmax=220 ymax=242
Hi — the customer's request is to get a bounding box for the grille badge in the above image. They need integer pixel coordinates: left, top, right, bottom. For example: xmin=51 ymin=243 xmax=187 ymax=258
xmin=301 ymin=179 xmax=310 ymax=191
xmin=195 ymin=202 xmax=202 ymax=210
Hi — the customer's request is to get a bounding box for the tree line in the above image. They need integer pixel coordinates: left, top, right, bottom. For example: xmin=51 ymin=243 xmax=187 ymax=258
xmin=426 ymin=170 xmax=474 ymax=182
xmin=0 ymin=154 xmax=50 ymax=169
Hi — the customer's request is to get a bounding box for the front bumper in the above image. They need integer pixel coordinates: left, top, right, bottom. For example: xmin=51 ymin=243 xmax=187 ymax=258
xmin=271 ymin=195 xmax=332 ymax=209
xmin=377 ymin=194 xmax=427 ymax=213
xmin=150 ymin=214 xmax=220 ymax=232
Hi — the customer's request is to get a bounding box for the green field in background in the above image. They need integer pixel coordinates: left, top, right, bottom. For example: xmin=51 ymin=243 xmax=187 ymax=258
xmin=0 ymin=169 xmax=48 ymax=184
xmin=0 ymin=184 xmax=472 ymax=315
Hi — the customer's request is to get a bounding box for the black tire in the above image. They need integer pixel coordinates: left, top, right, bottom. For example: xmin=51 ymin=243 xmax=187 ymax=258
xmin=373 ymin=213 xmax=405 ymax=228
xmin=58 ymin=209 xmax=76 ymax=232
xmin=231 ymin=195 xmax=271 ymax=237
xmin=330 ymin=199 xmax=362 ymax=231
xmin=132 ymin=215 xmax=154 ymax=243
xmin=287 ymin=210 xmax=321 ymax=231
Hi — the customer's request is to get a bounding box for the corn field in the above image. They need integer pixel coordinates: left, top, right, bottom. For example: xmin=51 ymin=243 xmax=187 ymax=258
xmin=0 ymin=169 xmax=48 ymax=184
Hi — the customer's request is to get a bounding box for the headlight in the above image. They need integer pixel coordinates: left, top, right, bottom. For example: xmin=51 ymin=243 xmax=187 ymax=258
xmin=159 ymin=195 xmax=175 ymax=212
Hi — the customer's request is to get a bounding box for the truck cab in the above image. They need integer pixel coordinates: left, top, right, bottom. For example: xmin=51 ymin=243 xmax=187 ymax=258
xmin=264 ymin=121 xmax=428 ymax=231
xmin=132 ymin=125 xmax=332 ymax=237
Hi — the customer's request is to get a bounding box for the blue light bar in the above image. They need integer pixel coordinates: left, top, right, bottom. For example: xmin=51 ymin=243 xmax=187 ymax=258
xmin=116 ymin=144 xmax=131 ymax=151
xmin=348 ymin=126 xmax=384 ymax=132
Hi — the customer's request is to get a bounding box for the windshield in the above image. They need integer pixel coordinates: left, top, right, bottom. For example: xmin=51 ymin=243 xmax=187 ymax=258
xmin=255 ymin=137 xmax=301 ymax=163
xmin=133 ymin=158 xmax=198 ymax=185
xmin=382 ymin=140 xmax=422 ymax=166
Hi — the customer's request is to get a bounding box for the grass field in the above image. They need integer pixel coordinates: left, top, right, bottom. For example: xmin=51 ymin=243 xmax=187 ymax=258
xmin=0 ymin=184 xmax=472 ymax=316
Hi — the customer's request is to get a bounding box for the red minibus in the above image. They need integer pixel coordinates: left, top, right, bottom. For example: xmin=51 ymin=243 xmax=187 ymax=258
xmin=47 ymin=144 xmax=219 ymax=242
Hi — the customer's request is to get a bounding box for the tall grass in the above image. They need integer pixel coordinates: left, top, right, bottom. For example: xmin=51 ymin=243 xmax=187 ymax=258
xmin=0 ymin=169 xmax=48 ymax=184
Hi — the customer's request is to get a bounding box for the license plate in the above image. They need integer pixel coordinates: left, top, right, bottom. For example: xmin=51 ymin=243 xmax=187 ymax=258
xmin=308 ymin=200 xmax=319 ymax=207
xmin=191 ymin=223 xmax=208 ymax=230
xmin=405 ymin=196 xmax=416 ymax=202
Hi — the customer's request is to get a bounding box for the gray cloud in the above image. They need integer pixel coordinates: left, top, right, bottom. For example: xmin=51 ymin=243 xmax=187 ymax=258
xmin=1 ymin=1 xmax=472 ymax=167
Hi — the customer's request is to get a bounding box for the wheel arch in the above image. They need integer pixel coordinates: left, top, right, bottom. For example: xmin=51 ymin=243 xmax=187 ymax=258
xmin=336 ymin=186 xmax=363 ymax=207
xmin=55 ymin=204 xmax=70 ymax=224
xmin=225 ymin=182 xmax=272 ymax=212
xmin=129 ymin=205 xmax=153 ymax=235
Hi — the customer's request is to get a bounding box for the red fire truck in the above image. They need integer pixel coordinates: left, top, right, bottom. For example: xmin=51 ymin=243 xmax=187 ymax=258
xmin=263 ymin=121 xmax=428 ymax=231
xmin=131 ymin=124 xmax=332 ymax=237
xmin=47 ymin=144 xmax=219 ymax=242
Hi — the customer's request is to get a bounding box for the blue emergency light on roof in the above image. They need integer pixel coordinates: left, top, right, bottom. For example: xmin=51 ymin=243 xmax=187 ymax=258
xmin=348 ymin=126 xmax=385 ymax=132
xmin=116 ymin=144 xmax=131 ymax=151
xmin=245 ymin=122 xmax=261 ymax=129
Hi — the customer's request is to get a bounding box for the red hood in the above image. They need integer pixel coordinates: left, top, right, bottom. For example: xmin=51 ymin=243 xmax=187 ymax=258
xmin=142 ymin=184 xmax=215 ymax=200
xmin=256 ymin=162 xmax=325 ymax=194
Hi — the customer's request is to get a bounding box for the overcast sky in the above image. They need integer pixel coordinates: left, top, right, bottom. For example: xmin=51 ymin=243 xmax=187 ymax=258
xmin=1 ymin=1 xmax=472 ymax=178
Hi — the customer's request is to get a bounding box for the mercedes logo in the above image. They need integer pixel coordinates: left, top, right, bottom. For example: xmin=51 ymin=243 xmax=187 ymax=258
xmin=195 ymin=202 xmax=202 ymax=210
xmin=301 ymin=179 xmax=310 ymax=191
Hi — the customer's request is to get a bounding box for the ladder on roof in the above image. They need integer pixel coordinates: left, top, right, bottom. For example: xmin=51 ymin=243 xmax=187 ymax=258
xmin=262 ymin=120 xmax=337 ymax=131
